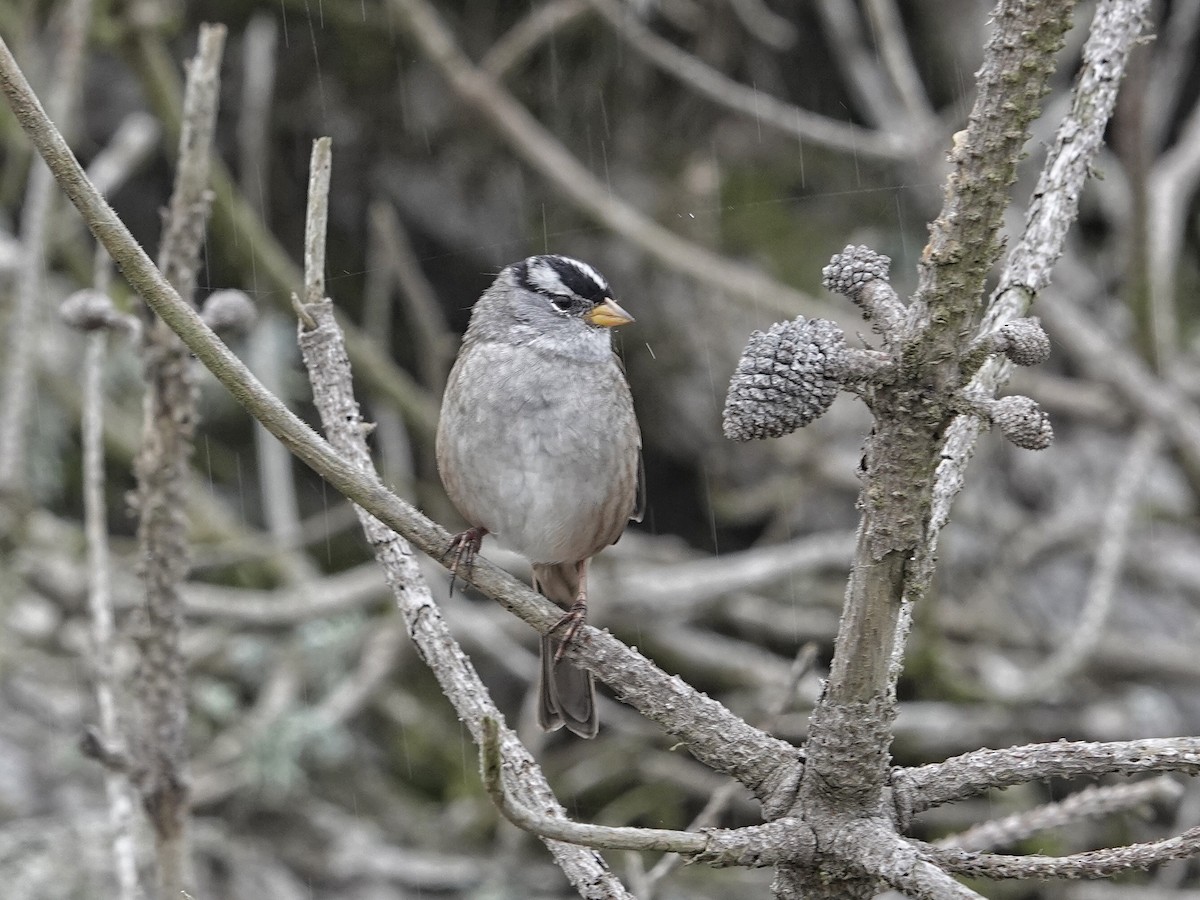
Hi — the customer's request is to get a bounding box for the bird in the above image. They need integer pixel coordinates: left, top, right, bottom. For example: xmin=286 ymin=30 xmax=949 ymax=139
xmin=436 ymin=254 xmax=644 ymax=738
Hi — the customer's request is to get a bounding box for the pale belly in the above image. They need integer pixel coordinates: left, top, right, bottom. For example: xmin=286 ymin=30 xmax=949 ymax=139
xmin=437 ymin=344 xmax=638 ymax=564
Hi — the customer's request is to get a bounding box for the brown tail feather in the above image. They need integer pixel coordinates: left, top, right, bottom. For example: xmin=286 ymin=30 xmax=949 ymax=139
xmin=532 ymin=562 xmax=597 ymax=739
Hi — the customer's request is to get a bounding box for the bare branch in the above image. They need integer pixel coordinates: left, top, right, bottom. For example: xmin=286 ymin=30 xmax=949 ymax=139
xmin=814 ymin=0 xmax=913 ymax=136
xmin=1039 ymin=278 xmax=1200 ymax=475
xmin=0 ymin=33 xmax=801 ymax=808
xmin=987 ymin=0 xmax=1154 ymax=324
xmin=897 ymin=737 xmax=1200 ymax=815
xmin=127 ymin=25 xmax=225 ymax=899
xmin=917 ymin=0 xmax=1152 ymax=610
xmin=1143 ymin=3 xmax=1200 ymax=149
xmin=939 ymin=778 xmax=1184 ymax=852
xmin=613 ymin=531 xmax=854 ymax=616
xmin=583 ymin=0 xmax=909 ymax=160
xmin=303 ymin=138 xmax=331 ymax=306
xmin=480 ymin=718 xmax=709 ymax=854
xmin=236 ymin=11 xmax=276 ymax=213
xmin=1146 ymin=93 xmax=1200 ymax=371
xmin=481 ymin=0 xmax=588 ymax=78
xmin=84 ymin=111 xmax=160 ymax=197
xmin=479 ymin=718 xmax=808 ymax=866
xmin=825 ymin=820 xmax=988 ymax=900
xmin=388 ymin=0 xmax=816 ymax=317
xmin=1002 ymin=422 xmax=1163 ymax=699
xmin=0 ymin=0 xmax=93 ymax=494
xmin=863 ymin=0 xmax=937 ymax=126
xmin=292 ymin=138 xmax=629 ymax=898
xmin=727 ymin=0 xmax=797 ymax=50
xmin=907 ymin=1 xmax=1076 ymax=357
xmin=183 ymin=564 xmax=384 ymax=623
xmin=366 ymin=201 xmax=454 ymax=392
xmin=922 ymin=825 xmax=1200 ymax=879
xmin=122 ymin=24 xmax=441 ymax=441
xmin=639 ymin=642 xmax=820 ymax=893
xmin=74 ymin=251 xmax=140 ymax=900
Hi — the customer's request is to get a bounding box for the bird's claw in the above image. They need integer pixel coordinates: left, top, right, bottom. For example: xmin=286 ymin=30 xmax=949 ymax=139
xmin=551 ymin=599 xmax=588 ymax=663
xmin=444 ymin=526 xmax=486 ymax=597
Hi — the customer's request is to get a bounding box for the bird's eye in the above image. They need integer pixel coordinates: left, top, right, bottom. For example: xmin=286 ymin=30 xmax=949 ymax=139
xmin=550 ymin=296 xmax=574 ymax=311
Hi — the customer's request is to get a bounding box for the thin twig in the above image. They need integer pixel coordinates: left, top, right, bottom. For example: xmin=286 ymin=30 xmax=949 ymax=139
xmin=0 ymin=0 xmax=93 ymax=494
xmin=480 ymin=720 xmax=708 ymax=854
xmin=367 ymin=201 xmax=454 ymax=392
xmin=310 ymin=617 xmax=408 ymax=728
xmin=481 ymin=0 xmax=588 ymax=78
xmin=183 ymin=562 xmax=385 ymax=623
xmin=79 ymin=248 xmax=140 ymax=900
xmin=303 ymin=139 xmax=331 ymax=306
xmin=639 ymin=642 xmax=819 ymax=895
xmin=583 ymin=0 xmax=907 ymax=159
xmin=236 ymin=13 xmax=305 ymax=555
xmin=293 ymin=138 xmax=637 ymax=899
xmin=938 ymin=777 xmax=1183 ymax=852
xmin=189 ymin=655 xmax=302 ymax=806
xmin=1038 ymin=267 xmax=1200 ymax=475
xmin=1146 ymin=94 xmax=1200 ymax=374
xmin=813 ymin=0 xmax=909 ymax=134
xmin=1003 ymin=422 xmax=1163 ymax=699
xmin=84 ymin=111 xmax=160 ymax=197
xmin=1143 ymin=3 xmax=1200 ymax=150
xmin=236 ymin=11 xmax=276 ymax=217
xmin=122 ymin=25 xmax=441 ymax=440
xmin=249 ymin=317 xmax=308 ymax=555
xmin=389 ymin=0 xmax=818 ymax=318
xmin=612 ymin=530 xmax=854 ymax=616
xmin=478 ymin=718 xmax=804 ymax=865
xmin=727 ymin=0 xmax=797 ymax=50
xmin=863 ymin=0 xmax=937 ymax=126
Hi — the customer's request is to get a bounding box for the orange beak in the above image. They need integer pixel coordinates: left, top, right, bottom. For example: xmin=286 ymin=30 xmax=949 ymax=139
xmin=584 ymin=297 xmax=635 ymax=328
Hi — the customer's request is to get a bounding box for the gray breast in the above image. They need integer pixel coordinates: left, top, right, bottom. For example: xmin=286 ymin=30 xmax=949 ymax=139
xmin=438 ymin=340 xmax=639 ymax=563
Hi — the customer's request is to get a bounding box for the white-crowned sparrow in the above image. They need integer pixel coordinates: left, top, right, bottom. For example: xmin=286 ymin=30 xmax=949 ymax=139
xmin=436 ymin=255 xmax=643 ymax=738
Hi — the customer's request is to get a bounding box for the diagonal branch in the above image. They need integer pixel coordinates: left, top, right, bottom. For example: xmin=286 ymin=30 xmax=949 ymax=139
xmin=827 ymin=820 xmax=988 ymax=900
xmin=294 ymin=138 xmax=635 ymax=898
xmin=913 ymin=0 xmax=1152 ymax=642
xmin=937 ymin=778 xmax=1184 ymax=852
xmin=0 ymin=38 xmax=800 ymax=809
xmin=478 ymin=718 xmax=809 ymax=867
xmin=921 ymin=826 xmax=1200 ymax=880
xmin=908 ymin=0 xmax=1077 ymax=362
xmin=481 ymin=0 xmax=588 ymax=78
xmin=1001 ymin=421 xmax=1162 ymax=699
xmin=582 ymin=0 xmax=911 ymax=160
xmin=0 ymin=0 xmax=93 ymax=493
xmin=388 ymin=0 xmax=815 ymax=317
xmin=121 ymin=24 xmax=441 ymax=441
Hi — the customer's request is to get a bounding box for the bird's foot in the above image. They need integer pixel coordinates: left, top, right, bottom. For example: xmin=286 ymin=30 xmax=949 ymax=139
xmin=551 ymin=598 xmax=588 ymax=663
xmin=444 ymin=526 xmax=487 ymax=597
